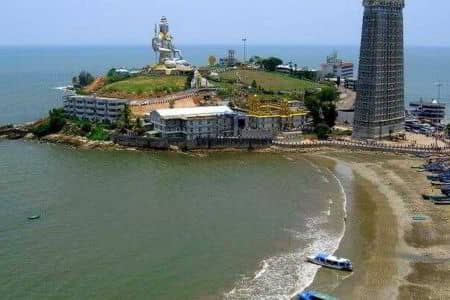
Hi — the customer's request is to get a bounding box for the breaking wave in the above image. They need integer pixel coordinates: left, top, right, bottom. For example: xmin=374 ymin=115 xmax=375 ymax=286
xmin=224 ymin=162 xmax=348 ymax=300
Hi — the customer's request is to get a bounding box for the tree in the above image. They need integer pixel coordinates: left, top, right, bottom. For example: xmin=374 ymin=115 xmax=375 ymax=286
xmin=251 ymin=80 xmax=257 ymax=89
xmin=305 ymin=96 xmax=322 ymax=125
xmin=135 ymin=117 xmax=142 ymax=129
xmin=319 ymin=87 xmax=339 ymax=103
xmin=118 ymin=104 xmax=132 ymax=129
xmin=316 ymin=123 xmax=331 ymax=140
xmin=321 ymin=102 xmax=338 ymax=128
xmin=305 ymin=87 xmax=339 ymax=129
xmin=208 ymin=55 xmax=217 ymax=66
xmin=32 ymin=108 xmax=67 ymax=137
xmin=77 ymin=71 xmax=95 ymax=87
xmin=261 ymin=57 xmax=283 ymax=72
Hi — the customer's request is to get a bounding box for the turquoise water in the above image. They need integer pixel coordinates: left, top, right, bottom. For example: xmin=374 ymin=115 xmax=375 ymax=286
xmin=0 ymin=140 xmax=345 ymax=299
xmin=0 ymin=45 xmax=449 ymax=125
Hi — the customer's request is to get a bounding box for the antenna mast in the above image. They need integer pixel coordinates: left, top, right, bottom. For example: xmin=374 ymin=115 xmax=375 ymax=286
xmin=435 ymin=82 xmax=443 ymax=102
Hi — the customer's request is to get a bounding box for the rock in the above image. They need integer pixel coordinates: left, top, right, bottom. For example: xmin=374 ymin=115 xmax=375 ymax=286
xmin=24 ymin=133 xmax=35 ymax=140
xmin=169 ymin=145 xmax=180 ymax=151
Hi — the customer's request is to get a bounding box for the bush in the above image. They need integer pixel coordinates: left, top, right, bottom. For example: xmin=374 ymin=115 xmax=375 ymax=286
xmin=316 ymin=123 xmax=331 ymax=140
xmin=75 ymin=71 xmax=95 ymax=87
xmin=261 ymin=57 xmax=283 ymax=72
xmin=32 ymin=123 xmax=52 ymax=137
xmin=32 ymin=108 xmax=67 ymax=137
xmin=88 ymin=126 xmax=110 ymax=141
xmin=107 ymin=68 xmax=130 ymax=83
xmin=81 ymin=122 xmax=92 ymax=134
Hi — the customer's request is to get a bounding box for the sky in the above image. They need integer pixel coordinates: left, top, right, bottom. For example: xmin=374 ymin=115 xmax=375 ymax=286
xmin=0 ymin=0 xmax=449 ymax=47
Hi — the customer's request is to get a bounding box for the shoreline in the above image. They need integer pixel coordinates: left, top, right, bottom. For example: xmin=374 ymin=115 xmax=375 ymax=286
xmin=1 ymin=138 xmax=448 ymax=298
xmin=307 ymin=151 xmax=450 ymax=299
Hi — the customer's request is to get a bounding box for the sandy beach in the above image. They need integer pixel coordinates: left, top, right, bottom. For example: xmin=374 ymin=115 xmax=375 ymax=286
xmin=307 ymin=151 xmax=450 ymax=299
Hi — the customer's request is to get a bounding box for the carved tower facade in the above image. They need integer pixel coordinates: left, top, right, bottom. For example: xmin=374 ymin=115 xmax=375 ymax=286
xmin=353 ymin=0 xmax=405 ymax=139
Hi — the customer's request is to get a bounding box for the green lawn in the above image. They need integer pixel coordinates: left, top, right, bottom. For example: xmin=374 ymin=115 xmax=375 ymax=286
xmin=99 ymin=75 xmax=187 ymax=97
xmin=220 ymin=69 xmax=324 ymax=92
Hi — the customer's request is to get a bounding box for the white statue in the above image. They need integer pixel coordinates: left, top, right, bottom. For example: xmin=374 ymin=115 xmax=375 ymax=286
xmin=152 ymin=16 xmax=189 ymax=68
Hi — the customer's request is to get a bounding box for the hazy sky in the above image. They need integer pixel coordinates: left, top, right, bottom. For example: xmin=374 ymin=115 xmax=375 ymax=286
xmin=1 ymin=0 xmax=448 ymax=46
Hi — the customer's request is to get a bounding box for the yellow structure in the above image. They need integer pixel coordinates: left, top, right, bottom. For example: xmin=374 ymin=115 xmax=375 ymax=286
xmin=247 ymin=95 xmax=308 ymax=131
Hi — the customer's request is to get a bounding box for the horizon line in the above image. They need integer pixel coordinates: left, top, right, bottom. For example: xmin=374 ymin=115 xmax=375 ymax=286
xmin=1 ymin=43 xmax=450 ymax=48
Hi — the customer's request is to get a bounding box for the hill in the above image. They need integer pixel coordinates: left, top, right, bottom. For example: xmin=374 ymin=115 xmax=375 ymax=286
xmin=94 ymin=75 xmax=188 ymax=99
xmin=220 ymin=69 xmax=325 ymax=92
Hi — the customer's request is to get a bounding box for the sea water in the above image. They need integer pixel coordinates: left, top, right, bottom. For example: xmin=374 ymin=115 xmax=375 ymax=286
xmin=0 ymin=45 xmax=448 ymax=299
xmin=0 ymin=45 xmax=449 ymax=125
xmin=0 ymin=141 xmax=346 ymax=299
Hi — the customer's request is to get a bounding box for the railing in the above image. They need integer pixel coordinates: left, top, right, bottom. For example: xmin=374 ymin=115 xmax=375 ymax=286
xmin=273 ymin=139 xmax=450 ymax=154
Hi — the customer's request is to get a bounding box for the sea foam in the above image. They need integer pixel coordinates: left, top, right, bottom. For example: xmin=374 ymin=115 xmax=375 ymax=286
xmin=224 ymin=161 xmax=349 ymax=300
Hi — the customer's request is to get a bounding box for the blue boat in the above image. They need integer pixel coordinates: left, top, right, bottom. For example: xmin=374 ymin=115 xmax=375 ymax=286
xmin=307 ymin=253 xmax=353 ymax=271
xmin=291 ymin=290 xmax=338 ymax=300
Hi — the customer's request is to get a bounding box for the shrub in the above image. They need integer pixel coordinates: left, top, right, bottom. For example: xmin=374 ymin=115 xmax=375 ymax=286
xmin=33 ymin=108 xmax=67 ymax=137
xmin=316 ymin=123 xmax=331 ymax=140
xmin=88 ymin=126 xmax=110 ymax=141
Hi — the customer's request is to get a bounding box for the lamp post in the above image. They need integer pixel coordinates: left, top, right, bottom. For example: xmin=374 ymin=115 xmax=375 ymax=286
xmin=242 ymin=38 xmax=247 ymax=63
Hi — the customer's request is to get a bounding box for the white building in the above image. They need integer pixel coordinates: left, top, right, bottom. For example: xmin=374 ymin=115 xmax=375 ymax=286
xmin=150 ymin=106 xmax=237 ymax=140
xmin=320 ymin=51 xmax=354 ymax=79
xmin=64 ymin=95 xmax=128 ymax=123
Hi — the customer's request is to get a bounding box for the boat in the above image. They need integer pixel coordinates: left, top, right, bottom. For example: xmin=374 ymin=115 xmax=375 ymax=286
xmin=27 ymin=215 xmax=41 ymax=220
xmin=291 ymin=291 xmax=339 ymax=300
xmin=423 ymin=194 xmax=450 ymax=201
xmin=306 ymin=253 xmax=353 ymax=271
xmin=434 ymin=199 xmax=450 ymax=205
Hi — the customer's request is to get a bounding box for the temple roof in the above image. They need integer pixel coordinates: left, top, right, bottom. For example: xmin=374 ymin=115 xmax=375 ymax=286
xmin=363 ymin=0 xmax=405 ymax=8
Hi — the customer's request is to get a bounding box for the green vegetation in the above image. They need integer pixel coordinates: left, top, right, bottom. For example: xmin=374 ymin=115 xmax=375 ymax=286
xmin=316 ymin=123 xmax=331 ymax=140
xmin=220 ymin=69 xmax=324 ymax=92
xmin=261 ymin=57 xmax=283 ymax=72
xmin=88 ymin=125 xmax=110 ymax=141
xmin=73 ymin=71 xmax=95 ymax=87
xmin=106 ymin=68 xmax=130 ymax=83
xmin=32 ymin=108 xmax=67 ymax=137
xmin=99 ymin=75 xmax=187 ymax=98
xmin=117 ymin=104 xmax=132 ymax=129
xmin=304 ymin=87 xmax=339 ymax=138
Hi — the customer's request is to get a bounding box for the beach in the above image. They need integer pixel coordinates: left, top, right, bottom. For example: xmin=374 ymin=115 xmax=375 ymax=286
xmin=306 ymin=151 xmax=450 ymax=299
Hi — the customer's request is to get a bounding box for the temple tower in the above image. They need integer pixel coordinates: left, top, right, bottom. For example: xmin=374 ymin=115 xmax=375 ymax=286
xmin=353 ymin=0 xmax=405 ymax=139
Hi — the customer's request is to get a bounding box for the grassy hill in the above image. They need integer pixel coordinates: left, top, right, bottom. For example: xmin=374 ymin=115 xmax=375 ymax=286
xmin=96 ymin=75 xmax=188 ymax=99
xmin=220 ymin=69 xmax=324 ymax=92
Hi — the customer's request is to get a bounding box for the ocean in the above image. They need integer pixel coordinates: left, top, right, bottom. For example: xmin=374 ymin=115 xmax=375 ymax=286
xmin=0 ymin=140 xmax=347 ymax=299
xmin=0 ymin=45 xmax=449 ymax=124
xmin=0 ymin=45 xmax=447 ymax=299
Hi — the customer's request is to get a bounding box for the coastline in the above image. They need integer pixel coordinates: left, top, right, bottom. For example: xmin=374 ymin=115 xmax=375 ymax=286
xmin=2 ymin=135 xmax=449 ymax=298
xmin=307 ymin=151 xmax=450 ymax=299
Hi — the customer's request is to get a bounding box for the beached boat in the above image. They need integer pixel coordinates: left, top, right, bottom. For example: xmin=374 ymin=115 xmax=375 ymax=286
xmin=306 ymin=253 xmax=353 ymax=271
xmin=291 ymin=290 xmax=338 ymax=300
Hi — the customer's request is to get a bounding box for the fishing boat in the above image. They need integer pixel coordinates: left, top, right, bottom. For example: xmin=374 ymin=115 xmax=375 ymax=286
xmin=27 ymin=215 xmax=41 ymax=220
xmin=291 ymin=290 xmax=338 ymax=300
xmin=306 ymin=253 xmax=353 ymax=271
